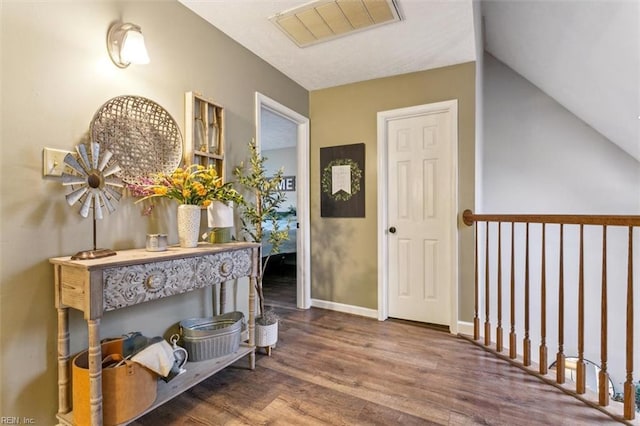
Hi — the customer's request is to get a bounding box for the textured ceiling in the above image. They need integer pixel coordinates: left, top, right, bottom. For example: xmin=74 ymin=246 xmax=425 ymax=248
xmin=483 ymin=1 xmax=640 ymax=161
xmin=179 ymin=0 xmax=639 ymax=162
xmin=178 ymin=0 xmax=477 ymax=91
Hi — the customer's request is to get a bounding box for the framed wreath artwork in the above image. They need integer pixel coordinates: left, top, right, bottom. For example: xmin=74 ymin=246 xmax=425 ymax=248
xmin=320 ymin=143 xmax=365 ymax=217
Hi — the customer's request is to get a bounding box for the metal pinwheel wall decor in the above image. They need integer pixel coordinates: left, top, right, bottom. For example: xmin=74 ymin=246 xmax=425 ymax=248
xmin=61 ymin=141 xmax=124 ymax=259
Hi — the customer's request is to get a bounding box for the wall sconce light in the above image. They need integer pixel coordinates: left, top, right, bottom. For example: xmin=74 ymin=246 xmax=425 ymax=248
xmin=107 ymin=22 xmax=150 ymax=68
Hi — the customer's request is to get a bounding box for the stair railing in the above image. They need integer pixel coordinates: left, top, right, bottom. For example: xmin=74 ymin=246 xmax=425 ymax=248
xmin=462 ymin=209 xmax=638 ymax=422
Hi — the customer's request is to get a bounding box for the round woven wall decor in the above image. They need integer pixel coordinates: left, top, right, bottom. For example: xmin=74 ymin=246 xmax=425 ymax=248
xmin=90 ymin=95 xmax=183 ymax=185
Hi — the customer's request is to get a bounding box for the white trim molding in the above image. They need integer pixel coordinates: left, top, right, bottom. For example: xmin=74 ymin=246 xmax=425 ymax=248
xmin=255 ymin=92 xmax=311 ymax=309
xmin=311 ymin=299 xmax=378 ymax=319
xmin=457 ymin=321 xmax=474 ymax=336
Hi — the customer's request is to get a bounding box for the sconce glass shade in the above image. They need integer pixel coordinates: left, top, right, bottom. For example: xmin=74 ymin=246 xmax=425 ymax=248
xmin=107 ymin=22 xmax=150 ymax=68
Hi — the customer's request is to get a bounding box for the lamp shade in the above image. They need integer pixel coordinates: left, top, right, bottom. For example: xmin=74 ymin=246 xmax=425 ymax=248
xmin=107 ymin=22 xmax=150 ymax=68
xmin=120 ymin=29 xmax=150 ymax=65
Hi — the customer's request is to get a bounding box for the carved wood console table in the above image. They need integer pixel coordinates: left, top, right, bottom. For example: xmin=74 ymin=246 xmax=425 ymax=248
xmin=50 ymin=242 xmax=259 ymax=426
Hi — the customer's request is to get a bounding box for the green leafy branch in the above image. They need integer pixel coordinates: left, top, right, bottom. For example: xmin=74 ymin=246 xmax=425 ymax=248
xmin=234 ymin=139 xmax=291 ymax=319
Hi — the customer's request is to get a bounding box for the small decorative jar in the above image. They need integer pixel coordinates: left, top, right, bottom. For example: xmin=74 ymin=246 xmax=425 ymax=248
xmin=146 ymin=234 xmax=168 ymax=252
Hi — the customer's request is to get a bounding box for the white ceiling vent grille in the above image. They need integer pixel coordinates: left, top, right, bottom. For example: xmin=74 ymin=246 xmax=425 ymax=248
xmin=271 ymin=0 xmax=402 ymax=48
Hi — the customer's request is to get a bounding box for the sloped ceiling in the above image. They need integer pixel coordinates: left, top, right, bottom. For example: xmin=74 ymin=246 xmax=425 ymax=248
xmin=483 ymin=0 xmax=640 ymax=161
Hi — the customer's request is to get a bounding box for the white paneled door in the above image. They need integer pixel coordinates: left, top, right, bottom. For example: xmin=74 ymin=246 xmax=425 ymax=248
xmin=386 ymin=105 xmax=455 ymax=326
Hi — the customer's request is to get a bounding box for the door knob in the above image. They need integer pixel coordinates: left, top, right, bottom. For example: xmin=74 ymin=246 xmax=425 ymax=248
xmin=389 ymin=226 xmax=396 ymax=234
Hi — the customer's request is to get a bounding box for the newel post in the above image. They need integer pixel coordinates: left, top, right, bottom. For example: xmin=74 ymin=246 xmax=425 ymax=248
xmin=464 ymin=209 xmax=480 ymax=341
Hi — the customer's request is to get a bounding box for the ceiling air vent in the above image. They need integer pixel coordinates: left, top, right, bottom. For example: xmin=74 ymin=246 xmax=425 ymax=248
xmin=270 ymin=0 xmax=402 ymax=48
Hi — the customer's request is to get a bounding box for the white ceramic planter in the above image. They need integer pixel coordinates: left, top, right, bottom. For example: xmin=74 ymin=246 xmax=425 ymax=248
xmin=255 ymin=320 xmax=278 ymax=349
xmin=207 ymin=201 xmax=234 ymax=228
xmin=177 ymin=204 xmax=200 ymax=248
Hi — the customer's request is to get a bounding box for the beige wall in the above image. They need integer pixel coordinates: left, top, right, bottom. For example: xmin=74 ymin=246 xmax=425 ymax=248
xmin=0 ymin=0 xmax=307 ymax=421
xmin=309 ymin=63 xmax=476 ymax=316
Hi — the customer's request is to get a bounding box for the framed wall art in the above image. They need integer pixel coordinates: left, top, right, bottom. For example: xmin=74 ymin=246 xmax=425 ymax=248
xmin=320 ymin=143 xmax=365 ymax=218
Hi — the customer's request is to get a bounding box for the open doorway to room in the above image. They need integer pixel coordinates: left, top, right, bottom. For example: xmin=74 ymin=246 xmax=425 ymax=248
xmin=255 ymin=93 xmax=310 ymax=310
xmin=259 ymin=106 xmax=298 ymax=308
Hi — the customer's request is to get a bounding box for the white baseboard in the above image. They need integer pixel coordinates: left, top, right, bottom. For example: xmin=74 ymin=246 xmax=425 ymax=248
xmin=308 ymin=302 xmax=477 ymax=336
xmin=457 ymin=321 xmax=474 ymax=336
xmin=310 ymin=299 xmax=378 ymax=319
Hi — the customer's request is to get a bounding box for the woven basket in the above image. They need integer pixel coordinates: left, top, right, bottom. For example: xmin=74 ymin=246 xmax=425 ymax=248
xmin=72 ymin=339 xmax=156 ymax=425
xmin=180 ymin=312 xmax=243 ymax=361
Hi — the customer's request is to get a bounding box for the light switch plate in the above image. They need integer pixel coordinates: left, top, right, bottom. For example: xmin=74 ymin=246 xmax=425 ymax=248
xmin=43 ymin=147 xmax=73 ymax=177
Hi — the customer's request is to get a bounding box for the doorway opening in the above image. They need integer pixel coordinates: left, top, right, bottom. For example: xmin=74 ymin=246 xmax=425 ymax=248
xmin=255 ymin=93 xmax=310 ymax=310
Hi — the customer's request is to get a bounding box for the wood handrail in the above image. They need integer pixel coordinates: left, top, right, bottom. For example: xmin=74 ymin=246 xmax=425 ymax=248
xmin=462 ymin=209 xmax=640 ymax=227
xmin=463 ymin=209 xmax=637 ymax=422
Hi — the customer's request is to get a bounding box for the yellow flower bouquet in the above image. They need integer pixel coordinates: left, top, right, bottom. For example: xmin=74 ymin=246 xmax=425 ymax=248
xmin=134 ymin=164 xmax=242 ymax=207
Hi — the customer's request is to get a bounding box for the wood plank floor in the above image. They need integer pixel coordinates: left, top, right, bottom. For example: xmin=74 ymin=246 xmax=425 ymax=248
xmin=261 ymin=255 xmax=297 ymax=309
xmin=132 ymin=305 xmax=622 ymax=425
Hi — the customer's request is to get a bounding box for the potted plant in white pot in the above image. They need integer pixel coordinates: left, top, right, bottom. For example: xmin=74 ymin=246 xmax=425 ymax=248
xmin=234 ymin=139 xmax=291 ymax=356
xmin=202 ymin=180 xmax=244 ymax=243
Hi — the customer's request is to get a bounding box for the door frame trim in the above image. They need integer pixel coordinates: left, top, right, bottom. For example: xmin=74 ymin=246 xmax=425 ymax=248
xmin=255 ymin=92 xmax=311 ymax=309
xmin=376 ymin=99 xmax=459 ymax=333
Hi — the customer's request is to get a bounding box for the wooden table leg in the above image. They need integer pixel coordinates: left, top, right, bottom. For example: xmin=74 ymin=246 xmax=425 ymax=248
xmin=57 ymin=307 xmax=70 ymax=415
xmin=88 ymin=319 xmax=103 ymax=425
xmin=220 ymin=281 xmax=226 ymax=315
xmin=248 ymin=275 xmax=256 ymax=370
xmin=212 ymin=283 xmax=219 ymax=316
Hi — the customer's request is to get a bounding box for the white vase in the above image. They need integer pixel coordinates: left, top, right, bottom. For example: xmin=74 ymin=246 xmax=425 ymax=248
xmin=177 ymin=204 xmax=201 ymax=248
xmin=207 ymin=201 xmax=234 ymax=228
